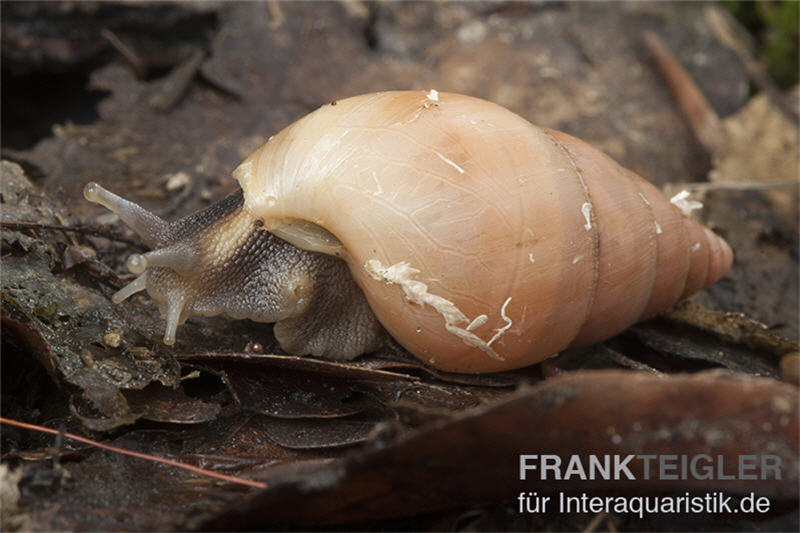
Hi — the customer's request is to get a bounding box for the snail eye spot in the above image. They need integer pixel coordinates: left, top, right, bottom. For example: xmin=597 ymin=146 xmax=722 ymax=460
xmin=254 ymin=219 xmax=264 ymax=228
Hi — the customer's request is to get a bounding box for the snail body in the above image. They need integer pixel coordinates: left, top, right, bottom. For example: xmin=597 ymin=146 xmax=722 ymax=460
xmin=85 ymin=91 xmax=732 ymax=373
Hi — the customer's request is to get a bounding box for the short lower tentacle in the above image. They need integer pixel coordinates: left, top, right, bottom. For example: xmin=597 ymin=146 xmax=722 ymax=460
xmin=126 ymin=245 xmax=199 ymax=275
xmin=163 ymin=291 xmax=187 ymax=345
xmin=112 ymin=274 xmax=148 ymax=304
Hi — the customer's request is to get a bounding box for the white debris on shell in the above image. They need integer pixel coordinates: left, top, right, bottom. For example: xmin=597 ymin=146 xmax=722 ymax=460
xmin=364 ymin=260 xmax=507 ymax=361
xmin=572 ymin=255 xmax=582 ymax=264
xmin=691 ymin=242 xmax=702 ymax=253
xmin=581 ymin=201 xmax=593 ymax=230
xmin=670 ymin=190 xmax=703 ymax=216
xmin=638 ymin=192 xmax=651 ymax=206
xmin=436 ymin=151 xmax=465 ymax=174
xmin=525 ymin=229 xmax=535 ymax=264
xmin=370 ymin=171 xmax=383 ymax=196
xmin=654 ymin=221 xmax=663 ymax=235
xmin=487 ymin=297 xmax=513 ymax=346
xmin=467 ymin=314 xmax=488 ymax=331
xmin=426 ymin=89 xmax=439 ymax=101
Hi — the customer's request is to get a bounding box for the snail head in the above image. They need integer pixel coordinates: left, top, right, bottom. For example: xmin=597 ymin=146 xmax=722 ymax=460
xmin=83 ymin=182 xmax=385 ymax=355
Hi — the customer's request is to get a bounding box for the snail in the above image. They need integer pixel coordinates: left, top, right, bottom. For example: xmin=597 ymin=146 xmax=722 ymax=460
xmin=84 ymin=91 xmax=732 ymax=373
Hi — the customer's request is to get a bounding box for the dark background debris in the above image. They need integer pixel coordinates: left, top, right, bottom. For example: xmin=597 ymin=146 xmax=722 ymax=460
xmin=1 ymin=2 xmax=797 ymax=531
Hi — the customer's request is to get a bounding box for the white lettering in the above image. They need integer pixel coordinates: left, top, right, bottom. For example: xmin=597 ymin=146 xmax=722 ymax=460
xmin=615 ymin=454 xmax=635 ymax=480
xmin=589 ymin=455 xmax=610 ymax=480
xmin=564 ymin=455 xmax=587 ymax=480
xmin=519 ymin=455 xmax=537 ymax=480
xmin=542 ymin=455 xmax=562 ymax=480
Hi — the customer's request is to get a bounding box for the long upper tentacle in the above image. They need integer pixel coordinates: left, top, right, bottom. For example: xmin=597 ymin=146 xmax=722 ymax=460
xmin=84 ymin=182 xmax=169 ymax=248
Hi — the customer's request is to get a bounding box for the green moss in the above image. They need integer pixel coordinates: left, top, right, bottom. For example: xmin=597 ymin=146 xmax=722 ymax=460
xmin=722 ymin=0 xmax=799 ymax=89
xmin=761 ymin=1 xmax=799 ymax=88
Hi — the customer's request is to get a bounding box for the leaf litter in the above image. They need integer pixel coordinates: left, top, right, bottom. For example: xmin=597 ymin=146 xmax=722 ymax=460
xmin=1 ymin=2 xmax=797 ymax=531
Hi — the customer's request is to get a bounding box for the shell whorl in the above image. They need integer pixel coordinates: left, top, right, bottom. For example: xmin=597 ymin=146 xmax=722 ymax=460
xmin=546 ymin=130 xmax=732 ymax=350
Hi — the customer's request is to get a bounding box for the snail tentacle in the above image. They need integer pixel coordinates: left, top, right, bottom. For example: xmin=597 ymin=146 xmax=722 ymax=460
xmin=125 ymin=245 xmax=199 ymax=275
xmin=87 ymin=185 xmax=386 ymax=355
xmin=112 ymin=273 xmax=147 ymax=304
xmin=163 ymin=289 xmax=186 ymax=346
xmin=83 ymin=182 xmax=169 ymax=248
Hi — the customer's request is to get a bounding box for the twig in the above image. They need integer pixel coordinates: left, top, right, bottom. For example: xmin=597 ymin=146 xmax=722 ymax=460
xmin=149 ymin=49 xmax=206 ymax=113
xmin=601 ymin=346 xmax=662 ymax=375
xmin=0 ymin=416 xmax=267 ymax=489
xmin=0 ymin=220 xmax=145 ymax=248
xmin=678 ymin=180 xmax=798 ymax=192
xmin=100 ymin=28 xmax=146 ymax=78
xmin=643 ymin=31 xmax=725 ymax=155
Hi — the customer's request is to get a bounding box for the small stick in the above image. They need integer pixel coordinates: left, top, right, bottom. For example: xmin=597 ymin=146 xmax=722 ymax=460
xmin=644 ymin=31 xmax=725 ymax=155
xmin=100 ymin=28 xmax=146 ymax=78
xmin=601 ymin=346 xmax=662 ymax=375
xmin=149 ymin=49 xmax=206 ymax=113
xmin=0 ymin=220 xmax=145 ymax=248
xmin=679 ymin=180 xmax=798 ymax=192
xmin=0 ymin=416 xmax=267 ymax=489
